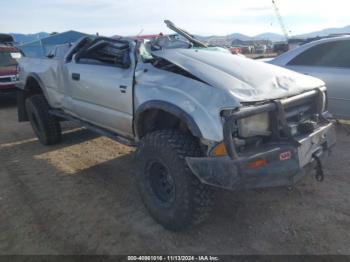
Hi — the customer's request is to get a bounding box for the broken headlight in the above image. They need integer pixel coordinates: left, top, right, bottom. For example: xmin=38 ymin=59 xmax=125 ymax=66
xmin=237 ymin=113 xmax=271 ymax=138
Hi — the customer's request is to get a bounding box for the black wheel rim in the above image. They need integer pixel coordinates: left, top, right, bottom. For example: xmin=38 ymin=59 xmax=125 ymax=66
xmin=147 ymin=160 xmax=175 ymax=204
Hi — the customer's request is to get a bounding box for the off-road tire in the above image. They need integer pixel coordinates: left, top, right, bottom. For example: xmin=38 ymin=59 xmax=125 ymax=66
xmin=25 ymin=94 xmax=62 ymax=145
xmin=136 ymin=130 xmax=214 ymax=231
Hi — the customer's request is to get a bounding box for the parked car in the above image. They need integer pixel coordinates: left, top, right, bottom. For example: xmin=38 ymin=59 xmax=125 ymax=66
xmin=16 ymin=20 xmax=336 ymax=231
xmin=270 ymin=36 xmax=350 ymax=119
xmin=0 ymin=45 xmax=20 ymax=96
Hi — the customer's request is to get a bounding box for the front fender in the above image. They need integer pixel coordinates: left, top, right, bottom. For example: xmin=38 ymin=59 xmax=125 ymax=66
xmin=25 ymin=73 xmax=50 ymax=99
xmin=134 ymin=63 xmax=241 ymax=142
xmin=17 ymin=73 xmax=50 ymax=122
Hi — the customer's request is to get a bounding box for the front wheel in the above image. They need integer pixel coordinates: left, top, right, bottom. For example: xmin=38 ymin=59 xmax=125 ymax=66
xmin=25 ymin=94 xmax=62 ymax=145
xmin=136 ymin=130 xmax=214 ymax=231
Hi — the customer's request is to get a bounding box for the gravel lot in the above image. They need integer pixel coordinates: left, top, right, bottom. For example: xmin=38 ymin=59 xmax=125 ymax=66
xmin=0 ymin=96 xmax=349 ymax=255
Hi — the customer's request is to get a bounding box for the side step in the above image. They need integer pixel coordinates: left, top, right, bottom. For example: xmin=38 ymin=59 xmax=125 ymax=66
xmin=49 ymin=109 xmax=137 ymax=147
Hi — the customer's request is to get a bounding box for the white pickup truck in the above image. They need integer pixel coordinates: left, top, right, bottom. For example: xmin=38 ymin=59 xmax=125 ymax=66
xmin=16 ymin=21 xmax=336 ymax=231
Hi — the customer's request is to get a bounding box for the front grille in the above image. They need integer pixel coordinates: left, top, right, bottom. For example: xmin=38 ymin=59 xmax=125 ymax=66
xmin=223 ymin=88 xmax=326 ymax=159
xmin=0 ymin=76 xmax=12 ymax=83
xmin=282 ymin=90 xmax=325 ymax=137
xmin=284 ymin=95 xmax=316 ymax=124
xmin=268 ymin=91 xmax=321 ymax=140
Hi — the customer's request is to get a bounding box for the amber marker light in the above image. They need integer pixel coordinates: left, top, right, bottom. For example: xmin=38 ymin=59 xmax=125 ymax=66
xmin=247 ymin=159 xmax=267 ymax=169
xmin=212 ymin=142 xmax=227 ymax=156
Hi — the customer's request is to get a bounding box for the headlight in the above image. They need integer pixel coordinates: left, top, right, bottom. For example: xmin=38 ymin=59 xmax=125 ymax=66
xmin=237 ymin=113 xmax=270 ymax=138
xmin=11 ymin=75 xmax=19 ymax=82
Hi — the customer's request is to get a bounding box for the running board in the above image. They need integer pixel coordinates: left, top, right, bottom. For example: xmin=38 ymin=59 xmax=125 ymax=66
xmin=49 ymin=109 xmax=136 ymax=147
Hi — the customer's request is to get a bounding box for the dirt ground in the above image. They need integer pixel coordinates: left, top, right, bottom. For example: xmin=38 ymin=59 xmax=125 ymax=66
xmin=0 ymin=96 xmax=349 ymax=255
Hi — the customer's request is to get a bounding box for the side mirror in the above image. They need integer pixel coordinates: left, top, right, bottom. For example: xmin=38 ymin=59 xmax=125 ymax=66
xmin=47 ymin=53 xmax=54 ymax=59
xmin=72 ymin=53 xmax=80 ymax=63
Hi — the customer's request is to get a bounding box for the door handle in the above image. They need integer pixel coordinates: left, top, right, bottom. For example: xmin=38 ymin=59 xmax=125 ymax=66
xmin=119 ymin=85 xmax=127 ymax=93
xmin=72 ymin=73 xmax=80 ymax=81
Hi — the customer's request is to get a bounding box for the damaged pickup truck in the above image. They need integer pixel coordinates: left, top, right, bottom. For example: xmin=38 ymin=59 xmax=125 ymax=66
xmin=16 ymin=21 xmax=336 ymax=231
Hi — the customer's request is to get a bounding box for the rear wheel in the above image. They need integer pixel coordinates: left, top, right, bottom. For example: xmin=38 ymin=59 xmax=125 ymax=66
xmin=25 ymin=94 xmax=62 ymax=145
xmin=136 ymin=130 xmax=214 ymax=231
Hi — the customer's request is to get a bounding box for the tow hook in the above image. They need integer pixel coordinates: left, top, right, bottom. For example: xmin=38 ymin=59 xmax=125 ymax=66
xmin=312 ymin=153 xmax=324 ymax=182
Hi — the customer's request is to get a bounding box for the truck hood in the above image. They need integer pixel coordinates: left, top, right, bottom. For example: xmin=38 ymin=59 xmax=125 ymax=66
xmin=0 ymin=65 xmax=16 ymax=76
xmin=152 ymin=48 xmax=325 ymax=102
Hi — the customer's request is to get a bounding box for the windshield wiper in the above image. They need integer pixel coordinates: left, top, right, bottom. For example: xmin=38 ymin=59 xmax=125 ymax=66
xmin=164 ymin=20 xmax=208 ymax=48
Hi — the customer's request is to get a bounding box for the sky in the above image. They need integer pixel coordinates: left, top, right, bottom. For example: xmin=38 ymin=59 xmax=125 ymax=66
xmin=0 ymin=0 xmax=349 ymax=36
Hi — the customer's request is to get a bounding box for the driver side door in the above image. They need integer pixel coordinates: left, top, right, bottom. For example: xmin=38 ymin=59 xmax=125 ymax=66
xmin=65 ymin=39 xmax=134 ymax=138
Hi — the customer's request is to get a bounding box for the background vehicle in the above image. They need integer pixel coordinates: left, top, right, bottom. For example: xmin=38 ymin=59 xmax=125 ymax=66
xmin=270 ymin=36 xmax=350 ymax=119
xmin=0 ymin=33 xmax=14 ymax=44
xmin=0 ymin=34 xmax=20 ymax=96
xmin=16 ymin=21 xmax=336 ymax=231
xmin=0 ymin=46 xmax=20 ymax=96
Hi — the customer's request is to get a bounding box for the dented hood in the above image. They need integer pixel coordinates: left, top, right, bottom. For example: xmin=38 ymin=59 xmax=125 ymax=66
xmin=152 ymin=48 xmax=325 ymax=102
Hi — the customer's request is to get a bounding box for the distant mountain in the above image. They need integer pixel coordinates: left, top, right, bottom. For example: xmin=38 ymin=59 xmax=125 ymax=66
xmin=197 ymin=25 xmax=350 ymax=43
xmin=8 ymin=24 xmax=350 ymax=45
xmin=226 ymin=33 xmax=252 ymax=41
xmin=295 ymin=25 xmax=350 ymax=38
xmin=10 ymin=32 xmax=49 ymax=44
xmin=196 ymin=33 xmax=254 ymax=42
xmin=254 ymin=33 xmax=285 ymax=42
xmin=196 ymin=32 xmax=284 ymax=46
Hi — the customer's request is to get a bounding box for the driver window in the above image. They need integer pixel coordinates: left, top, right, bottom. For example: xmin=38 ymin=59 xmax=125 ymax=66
xmin=78 ymin=41 xmax=131 ymax=68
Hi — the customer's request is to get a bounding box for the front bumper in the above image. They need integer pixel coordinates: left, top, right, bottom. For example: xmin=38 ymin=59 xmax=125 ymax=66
xmin=0 ymin=84 xmax=17 ymax=95
xmin=187 ymin=121 xmax=336 ymax=191
xmin=0 ymin=75 xmax=18 ymax=95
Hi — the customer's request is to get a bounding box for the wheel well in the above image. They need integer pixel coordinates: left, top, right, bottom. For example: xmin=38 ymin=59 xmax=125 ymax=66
xmin=18 ymin=76 xmax=44 ymax=122
xmin=136 ymin=109 xmax=195 ymax=139
xmin=25 ymin=76 xmax=44 ymax=96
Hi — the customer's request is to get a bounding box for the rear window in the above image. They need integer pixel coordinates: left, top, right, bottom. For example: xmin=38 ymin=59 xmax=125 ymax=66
xmin=0 ymin=51 xmax=18 ymax=67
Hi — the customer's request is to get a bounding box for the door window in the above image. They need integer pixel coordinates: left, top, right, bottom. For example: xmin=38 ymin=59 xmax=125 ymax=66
xmin=77 ymin=40 xmax=131 ymax=68
xmin=288 ymin=40 xmax=350 ymax=68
